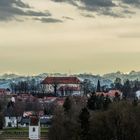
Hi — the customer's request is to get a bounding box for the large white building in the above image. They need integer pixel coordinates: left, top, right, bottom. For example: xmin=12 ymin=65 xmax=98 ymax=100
xmin=41 ymin=76 xmax=81 ymax=96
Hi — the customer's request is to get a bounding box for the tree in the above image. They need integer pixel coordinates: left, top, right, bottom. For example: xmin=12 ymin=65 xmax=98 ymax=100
xmin=87 ymin=93 xmax=96 ymax=110
xmin=79 ymin=107 xmax=90 ymax=140
xmin=29 ymin=79 xmax=37 ymax=94
xmin=114 ymin=77 xmax=122 ymax=91
xmin=133 ymin=80 xmax=139 ymax=92
xmin=48 ymin=107 xmax=66 ymax=140
xmin=25 ymin=98 xmax=42 ymax=113
xmin=49 ymin=98 xmax=140 ymax=140
xmin=89 ymin=101 xmax=140 ymax=140
xmin=122 ymin=79 xmax=132 ymax=98
xmin=82 ymin=79 xmax=95 ymax=95
xmin=96 ymin=80 xmax=101 ymax=92
xmin=114 ymin=92 xmax=121 ymax=102
xmin=0 ymin=98 xmax=8 ymax=129
xmin=10 ymin=82 xmax=18 ymax=94
xmin=96 ymin=94 xmax=104 ymax=110
xmin=63 ymin=97 xmax=72 ymax=113
xmin=39 ymin=84 xmax=46 ymax=94
xmin=103 ymin=95 xmax=111 ymax=110
xmin=132 ymin=97 xmax=138 ymax=106
xmin=13 ymin=100 xmax=25 ymax=128
xmin=49 ymin=100 xmax=81 ymax=140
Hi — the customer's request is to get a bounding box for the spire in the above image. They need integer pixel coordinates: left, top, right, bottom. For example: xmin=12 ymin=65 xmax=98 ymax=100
xmin=96 ymin=80 xmax=101 ymax=92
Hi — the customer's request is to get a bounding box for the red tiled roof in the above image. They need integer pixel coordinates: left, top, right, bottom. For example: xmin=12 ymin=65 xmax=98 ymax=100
xmin=0 ymin=88 xmax=6 ymax=92
xmin=41 ymin=77 xmax=81 ymax=84
xmin=0 ymin=89 xmax=7 ymax=95
xmin=96 ymin=90 xmax=122 ymax=97
xmin=56 ymin=98 xmax=65 ymax=106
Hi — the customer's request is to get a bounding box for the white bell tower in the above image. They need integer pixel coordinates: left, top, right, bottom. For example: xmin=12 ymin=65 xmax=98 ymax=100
xmin=29 ymin=115 xmax=40 ymax=140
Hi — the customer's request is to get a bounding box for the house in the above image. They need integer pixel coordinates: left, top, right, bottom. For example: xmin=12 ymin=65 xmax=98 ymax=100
xmin=96 ymin=90 xmax=123 ymax=101
xmin=41 ymin=76 xmax=81 ymax=96
xmin=21 ymin=115 xmax=52 ymax=127
xmin=135 ymin=90 xmax=140 ymax=99
xmin=5 ymin=116 xmax=17 ymax=127
xmin=56 ymin=98 xmax=65 ymax=106
xmin=58 ymin=86 xmax=81 ymax=96
xmin=4 ymin=107 xmax=21 ymax=128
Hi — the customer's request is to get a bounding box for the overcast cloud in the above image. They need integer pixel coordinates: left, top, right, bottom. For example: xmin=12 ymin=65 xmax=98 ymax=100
xmin=0 ymin=0 xmax=53 ymax=21
xmin=0 ymin=0 xmax=140 ymax=21
xmin=52 ymin=0 xmax=140 ymax=17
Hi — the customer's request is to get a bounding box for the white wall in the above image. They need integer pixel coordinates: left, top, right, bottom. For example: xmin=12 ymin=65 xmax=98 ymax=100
xmin=29 ymin=126 xmax=40 ymax=140
xmin=136 ymin=91 xmax=140 ymax=99
xmin=5 ymin=117 xmax=17 ymax=127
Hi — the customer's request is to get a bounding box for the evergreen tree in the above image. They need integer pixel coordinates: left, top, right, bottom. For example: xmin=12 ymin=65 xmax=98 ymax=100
xmin=114 ymin=92 xmax=120 ymax=102
xmin=87 ymin=93 xmax=96 ymax=110
xmin=82 ymin=79 xmax=95 ymax=95
xmin=96 ymin=94 xmax=104 ymax=110
xmin=53 ymin=83 xmax=58 ymax=96
xmin=96 ymin=80 xmax=101 ymax=92
xmin=63 ymin=97 xmax=71 ymax=113
xmin=79 ymin=107 xmax=90 ymax=140
xmin=114 ymin=77 xmax=122 ymax=91
xmin=132 ymin=97 xmax=138 ymax=106
xmin=122 ymin=79 xmax=131 ymax=98
xmin=103 ymin=95 xmax=111 ymax=110
xmin=133 ymin=80 xmax=139 ymax=92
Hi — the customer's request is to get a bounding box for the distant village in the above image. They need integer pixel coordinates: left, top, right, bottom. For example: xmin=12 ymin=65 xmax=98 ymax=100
xmin=0 ymin=74 xmax=140 ymax=130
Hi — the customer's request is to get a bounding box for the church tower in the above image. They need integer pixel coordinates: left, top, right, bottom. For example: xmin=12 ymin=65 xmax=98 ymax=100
xmin=29 ymin=115 xmax=40 ymax=140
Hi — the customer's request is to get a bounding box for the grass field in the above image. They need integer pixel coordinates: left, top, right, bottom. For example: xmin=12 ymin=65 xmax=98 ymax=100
xmin=0 ymin=127 xmax=48 ymax=139
xmin=3 ymin=127 xmax=48 ymax=132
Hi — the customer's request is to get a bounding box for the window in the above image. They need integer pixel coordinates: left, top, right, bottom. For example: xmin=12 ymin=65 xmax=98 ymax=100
xmin=33 ymin=127 xmax=36 ymax=132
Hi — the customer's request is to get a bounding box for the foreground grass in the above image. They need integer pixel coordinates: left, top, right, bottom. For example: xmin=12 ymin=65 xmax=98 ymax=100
xmin=0 ymin=127 xmax=48 ymax=138
xmin=3 ymin=127 xmax=48 ymax=132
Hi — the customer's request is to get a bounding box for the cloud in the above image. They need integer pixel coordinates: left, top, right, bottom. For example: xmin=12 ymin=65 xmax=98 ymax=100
xmin=34 ymin=17 xmax=63 ymax=23
xmin=52 ymin=0 xmax=115 ymax=7
xmin=0 ymin=0 xmax=51 ymax=21
xmin=81 ymin=0 xmax=116 ymax=7
xmin=119 ymin=32 xmax=140 ymax=38
xmin=122 ymin=0 xmax=140 ymax=5
xmin=51 ymin=0 xmax=79 ymax=6
xmin=0 ymin=0 xmax=30 ymax=8
xmin=80 ymin=13 xmax=95 ymax=18
xmin=1 ymin=0 xmax=140 ymax=22
xmin=62 ymin=16 xmax=74 ymax=20
xmin=51 ymin=0 xmax=139 ymax=17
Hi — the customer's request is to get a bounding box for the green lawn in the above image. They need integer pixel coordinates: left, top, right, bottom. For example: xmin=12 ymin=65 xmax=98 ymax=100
xmin=1 ymin=127 xmax=48 ymax=138
xmin=3 ymin=127 xmax=48 ymax=132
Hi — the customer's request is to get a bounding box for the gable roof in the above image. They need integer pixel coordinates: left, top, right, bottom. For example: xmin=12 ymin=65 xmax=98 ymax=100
xmin=96 ymin=90 xmax=122 ymax=97
xmin=41 ymin=77 xmax=81 ymax=84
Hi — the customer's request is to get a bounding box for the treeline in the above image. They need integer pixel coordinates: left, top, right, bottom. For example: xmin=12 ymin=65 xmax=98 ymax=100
xmin=9 ymin=77 xmax=140 ymax=97
xmin=113 ymin=78 xmax=140 ymax=98
xmin=82 ymin=78 xmax=140 ymax=98
xmin=10 ymin=79 xmax=46 ymax=94
xmin=49 ymin=95 xmax=140 ymax=140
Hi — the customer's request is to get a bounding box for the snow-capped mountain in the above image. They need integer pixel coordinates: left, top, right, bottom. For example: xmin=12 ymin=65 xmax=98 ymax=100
xmin=0 ymin=71 xmax=140 ymax=89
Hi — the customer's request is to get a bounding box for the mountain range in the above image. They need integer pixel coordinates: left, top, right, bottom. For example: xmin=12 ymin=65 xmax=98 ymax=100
xmin=0 ymin=71 xmax=140 ymax=89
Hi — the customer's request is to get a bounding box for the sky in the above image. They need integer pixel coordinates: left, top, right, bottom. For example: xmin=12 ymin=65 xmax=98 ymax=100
xmin=0 ymin=0 xmax=140 ymax=75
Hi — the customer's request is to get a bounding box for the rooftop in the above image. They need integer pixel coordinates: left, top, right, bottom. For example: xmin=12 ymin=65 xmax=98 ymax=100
xmin=41 ymin=77 xmax=81 ymax=84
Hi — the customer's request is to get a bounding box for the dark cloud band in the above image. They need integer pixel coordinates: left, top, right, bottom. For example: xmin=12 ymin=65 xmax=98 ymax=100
xmin=0 ymin=0 xmax=140 ymax=22
xmin=0 ymin=0 xmax=55 ymax=22
xmin=52 ymin=0 xmax=140 ymax=17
